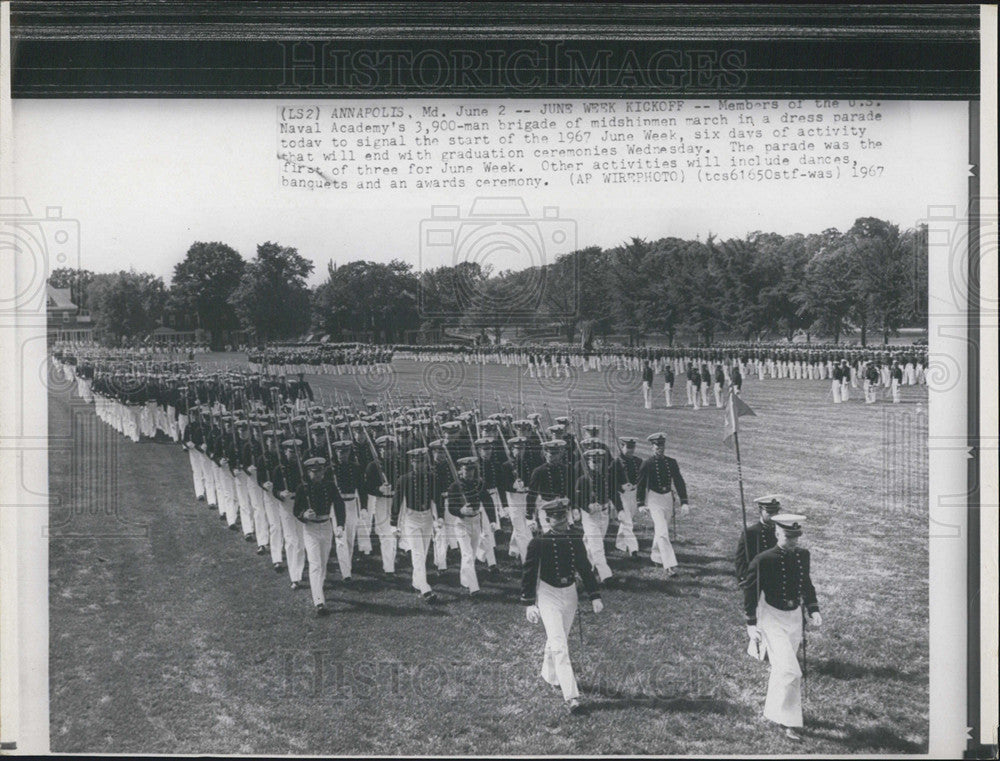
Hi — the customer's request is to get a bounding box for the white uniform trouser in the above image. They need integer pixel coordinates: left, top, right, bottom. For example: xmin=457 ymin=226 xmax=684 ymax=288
xmin=217 ymin=465 xmax=238 ymax=524
xmin=864 ymin=380 xmax=877 ymax=404
xmin=400 ymin=507 xmax=433 ymax=594
xmin=276 ymin=496 xmax=305 ymax=583
xmin=663 ymin=383 xmax=672 ymax=407
xmin=580 ymin=505 xmax=612 ymax=580
xmin=714 ymin=383 xmax=723 ymax=408
xmin=758 ymin=596 xmax=804 ymax=728
xmin=234 ymin=470 xmax=254 ymax=535
xmin=832 ymin=380 xmax=841 ymax=403
xmin=302 ymin=519 xmax=333 ymax=606
xmin=201 ymin=452 xmax=218 ymax=506
xmin=642 ymin=381 xmax=652 ymax=409
xmin=335 ymin=494 xmax=360 ymax=578
xmin=891 ymin=378 xmax=901 ymax=403
xmin=646 ymin=490 xmax=678 ymax=569
xmin=261 ymin=489 xmax=285 ymax=564
xmin=432 ymin=503 xmax=450 ymax=570
xmin=506 ymin=491 xmax=532 ymax=564
xmin=187 ymin=446 xmax=206 ymax=499
xmin=455 ymin=514 xmax=482 ymax=591
xmin=475 ymin=510 xmax=497 ymax=565
xmin=537 ymin=580 xmax=580 ymax=701
xmin=247 ymin=477 xmax=269 ymax=548
xmin=356 ymin=498 xmax=373 ymax=554
xmin=841 ymin=380 xmax=850 ymax=402
xmin=373 ymin=495 xmax=396 ymax=572
xmin=615 ymin=486 xmax=639 ymax=554
xmin=700 ymin=384 xmax=710 ymax=407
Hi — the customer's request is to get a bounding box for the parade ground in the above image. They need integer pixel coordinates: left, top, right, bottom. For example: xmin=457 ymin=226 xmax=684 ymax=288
xmin=48 ymin=355 xmax=930 ymax=755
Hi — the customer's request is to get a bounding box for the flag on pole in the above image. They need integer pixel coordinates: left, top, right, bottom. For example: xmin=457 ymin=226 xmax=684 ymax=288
xmin=724 ymin=390 xmax=756 ymax=443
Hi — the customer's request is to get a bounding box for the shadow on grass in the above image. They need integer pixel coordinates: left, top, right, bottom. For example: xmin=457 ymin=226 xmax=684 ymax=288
xmin=811 ymin=657 xmax=926 ymax=685
xmin=609 ymin=575 xmax=710 ymax=597
xmin=574 ymin=691 xmax=735 ymax=717
xmin=324 ymin=594 xmax=451 ymax=618
xmin=807 ymin=717 xmax=927 ymax=753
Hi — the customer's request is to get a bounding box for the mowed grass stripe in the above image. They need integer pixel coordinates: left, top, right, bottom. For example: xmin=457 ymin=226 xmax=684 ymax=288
xmin=49 ymin=356 xmax=929 ymax=754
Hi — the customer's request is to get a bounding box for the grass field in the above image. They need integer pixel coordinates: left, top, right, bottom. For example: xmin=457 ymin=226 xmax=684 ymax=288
xmin=48 ymin=356 xmax=930 ymax=754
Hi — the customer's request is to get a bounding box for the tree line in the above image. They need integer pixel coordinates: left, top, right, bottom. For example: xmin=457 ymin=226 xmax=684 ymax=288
xmin=48 ymin=216 xmax=927 ymax=348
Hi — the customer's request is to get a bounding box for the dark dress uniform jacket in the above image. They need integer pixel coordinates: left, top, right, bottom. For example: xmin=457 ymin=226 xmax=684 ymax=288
xmin=741 ymin=545 xmax=819 ymax=625
xmin=526 ymin=461 xmax=573 ymax=518
xmin=636 ymin=455 xmax=689 ymax=504
xmin=293 ymin=474 xmax=346 ymax=527
xmin=445 ymin=478 xmax=497 ymax=522
xmin=520 ymin=527 xmax=602 ymax=604
xmin=734 ymin=520 xmax=777 ymax=582
xmin=390 ymin=467 xmax=435 ymax=526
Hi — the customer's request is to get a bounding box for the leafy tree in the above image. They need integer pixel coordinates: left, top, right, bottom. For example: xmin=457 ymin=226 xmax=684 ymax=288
xmin=846 ymin=217 xmax=909 ymax=345
xmin=229 ymin=242 xmax=313 ymax=343
xmin=169 ymin=242 xmax=245 ymax=347
xmin=86 ymin=270 xmax=167 ymax=343
xmin=314 ymin=259 xmax=419 ymax=342
xmin=795 ymin=229 xmax=855 ymax=344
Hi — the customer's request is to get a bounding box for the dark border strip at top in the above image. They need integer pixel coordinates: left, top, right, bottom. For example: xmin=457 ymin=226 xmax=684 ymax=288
xmin=10 ymin=2 xmax=980 ymax=98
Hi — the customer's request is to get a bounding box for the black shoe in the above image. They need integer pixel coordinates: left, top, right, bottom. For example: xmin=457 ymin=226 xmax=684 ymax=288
xmin=469 ymin=589 xmax=482 ymax=598
xmin=228 ymin=523 xmax=239 ymax=531
xmin=315 ymin=603 xmax=330 ymax=617
xmin=564 ymin=698 xmax=581 ymax=715
xmin=273 ymin=562 xmax=285 ymax=573
xmin=197 ymin=494 xmax=206 ymax=502
xmin=291 ymin=581 xmax=304 ymax=591
xmin=783 ymin=726 xmax=802 ymax=741
xmin=421 ymin=590 xmax=438 ymax=602
xmin=488 ymin=565 xmax=502 ymax=581
xmin=219 ymin=513 xmax=227 ymax=522
xmin=256 ymin=545 xmax=267 ymax=555
xmin=244 ymin=533 xmax=255 ymax=543
xmin=208 ymin=503 xmax=217 ymax=511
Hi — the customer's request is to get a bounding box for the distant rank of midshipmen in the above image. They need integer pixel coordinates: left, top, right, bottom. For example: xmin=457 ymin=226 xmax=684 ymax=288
xmin=52 ymin=349 xmax=824 ymax=736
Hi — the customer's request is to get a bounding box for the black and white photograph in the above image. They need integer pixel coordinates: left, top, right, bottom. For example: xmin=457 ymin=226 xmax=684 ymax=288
xmin=1 ymin=3 xmax=995 ymax=757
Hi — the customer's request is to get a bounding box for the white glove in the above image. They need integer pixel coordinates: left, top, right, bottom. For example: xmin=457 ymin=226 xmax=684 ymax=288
xmin=184 ymin=441 xmax=195 ymax=449
xmin=263 ymin=481 xmax=273 ymax=492
xmin=279 ymin=490 xmax=291 ymax=499
xmin=592 ymin=598 xmax=604 ymax=614
xmin=637 ymin=504 xmax=649 ymax=514
xmin=390 ymin=525 xmax=401 ymax=537
xmin=624 ymin=483 xmax=636 ymax=493
xmin=747 ymin=624 xmax=761 ymax=642
xmin=303 ymin=508 xmax=317 ymax=520
xmin=809 ymin=612 xmax=823 ymax=627
xmin=199 ymin=444 xmax=208 ymax=452
xmin=589 ymin=502 xmax=602 ymax=513
xmin=460 ymin=505 xmax=476 ymax=517
xmin=491 ymin=522 xmax=500 ymax=531
xmin=680 ymin=503 xmax=691 ymax=517
xmin=334 ymin=526 xmax=344 ymax=539
xmin=434 ymin=518 xmax=444 ymax=532
xmin=513 ymin=479 xmax=525 ymax=492
xmin=248 ymin=465 xmax=257 ymax=473
xmin=379 ymin=484 xmax=394 ymax=496
xmin=525 ymin=605 xmax=541 ymax=624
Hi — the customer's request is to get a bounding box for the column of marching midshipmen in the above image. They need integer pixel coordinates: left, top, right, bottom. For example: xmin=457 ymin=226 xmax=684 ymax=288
xmin=50 ymin=349 xmax=700 ymax=611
